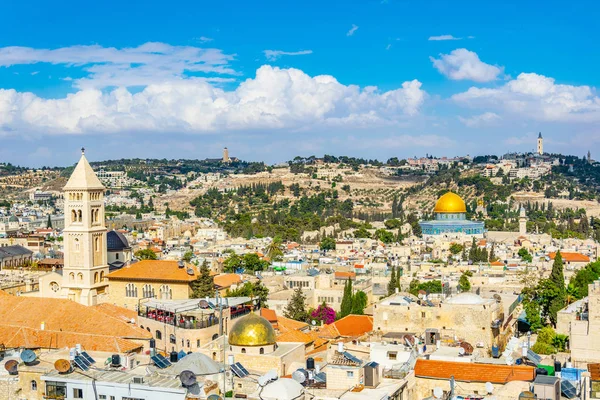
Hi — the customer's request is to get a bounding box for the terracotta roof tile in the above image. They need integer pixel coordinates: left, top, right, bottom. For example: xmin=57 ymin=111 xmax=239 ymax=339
xmin=277 ymin=330 xmax=314 ymax=345
xmin=332 ymin=315 xmax=373 ymax=337
xmin=549 ymin=252 xmax=590 ymax=263
xmin=277 ymin=316 xmax=309 ymax=333
xmin=107 ymin=260 xmax=198 ymax=283
xmin=414 ymin=359 xmax=535 ymax=383
xmin=260 ymin=308 xmax=277 ymax=323
xmin=213 ymin=273 xmax=241 ymax=289
xmin=0 ymin=292 xmax=150 ymax=353
xmin=334 ymin=271 xmax=356 ymax=280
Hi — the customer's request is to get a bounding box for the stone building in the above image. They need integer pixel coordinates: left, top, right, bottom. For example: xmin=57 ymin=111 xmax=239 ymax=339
xmin=373 ymin=292 xmax=506 ymax=350
xmin=0 ymin=245 xmax=33 ymax=269
xmin=419 ymin=192 xmax=485 ymax=239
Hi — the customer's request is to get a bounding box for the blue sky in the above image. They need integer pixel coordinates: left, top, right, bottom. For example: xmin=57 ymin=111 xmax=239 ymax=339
xmin=0 ymin=0 xmax=599 ymax=166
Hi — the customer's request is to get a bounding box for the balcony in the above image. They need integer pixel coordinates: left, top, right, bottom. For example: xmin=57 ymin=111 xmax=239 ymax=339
xmin=139 ymin=305 xmax=252 ymax=330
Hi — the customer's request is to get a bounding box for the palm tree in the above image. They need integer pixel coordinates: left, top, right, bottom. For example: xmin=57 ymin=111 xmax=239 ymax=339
xmin=266 ymin=236 xmax=284 ymax=262
xmin=566 ymin=283 xmax=579 ymax=305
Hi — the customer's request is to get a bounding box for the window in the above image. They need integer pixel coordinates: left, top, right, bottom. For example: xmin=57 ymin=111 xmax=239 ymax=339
xmin=197 ymin=339 xmax=201 ymax=347
xmin=347 ymin=371 xmax=354 ymax=378
xmin=241 ymin=348 xmax=246 ymax=354
xmin=77 ymin=273 xmax=83 ymax=282
xmin=187 ymin=339 xmax=190 ymax=348
xmin=94 ymin=272 xmax=99 ymax=283
xmin=50 ymin=282 xmax=60 ymax=292
xmin=69 ymin=272 xmax=75 ymax=282
xmin=31 ymin=380 xmax=37 ymax=391
xmin=95 ymin=237 xmax=100 ymax=252
xmin=155 ymin=330 xmax=162 ymax=340
xmin=46 ymin=381 xmax=66 ymax=398
xmin=421 ymin=312 xmax=426 ymax=318
xmin=74 ymin=238 xmax=80 ymax=252
xmin=126 ymin=283 xmax=138 ymax=298
xmin=170 ymin=334 xmax=176 ymax=344
xmin=116 ymin=253 xmax=119 ymax=260
xmin=260 ymin=347 xmax=265 ymax=354
xmin=77 ymin=210 xmax=82 ymax=222
xmin=73 ymin=388 xmax=84 ymax=398
xmin=99 ymin=396 xmax=107 ymax=400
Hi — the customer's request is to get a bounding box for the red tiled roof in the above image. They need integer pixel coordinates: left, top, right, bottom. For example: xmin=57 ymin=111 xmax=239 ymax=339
xmin=415 ymin=359 xmax=535 ymax=383
xmin=332 ymin=315 xmax=373 ymax=337
xmin=260 ymin=308 xmax=277 ymax=323
xmin=213 ymin=273 xmax=242 ymax=289
xmin=335 ymin=271 xmax=356 ymax=280
xmin=549 ymin=252 xmax=590 ymax=263
xmin=490 ymin=261 xmax=504 ymax=266
xmin=354 ymin=264 xmax=364 ymax=269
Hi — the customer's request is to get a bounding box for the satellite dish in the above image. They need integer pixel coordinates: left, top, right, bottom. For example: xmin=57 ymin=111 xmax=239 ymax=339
xmin=404 ymin=335 xmax=416 ymax=347
xmin=257 ymin=375 xmax=270 ymax=387
xmin=20 ymin=350 xmax=37 ymax=364
xmin=292 ymin=370 xmax=306 ymax=384
xmin=55 ymin=359 xmax=71 ymax=373
xmin=179 ymin=370 xmax=197 ymax=387
xmin=485 ymin=382 xmax=494 ymax=394
xmin=4 ymin=360 xmax=18 ymax=374
xmin=433 ymin=387 xmax=443 ymax=399
xmin=207 ymin=395 xmax=223 ymax=400
xmin=266 ymin=369 xmax=278 ymax=381
xmin=178 ymin=260 xmax=185 ymax=268
xmin=458 ymin=347 xmax=465 ymax=356
xmin=187 ymin=268 xmax=195 ymax=275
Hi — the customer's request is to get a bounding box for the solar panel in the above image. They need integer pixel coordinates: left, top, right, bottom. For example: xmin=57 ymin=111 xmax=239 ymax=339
xmin=342 ymin=352 xmax=362 ymax=365
xmin=73 ymin=356 xmax=90 ymax=371
xmin=526 ymin=349 xmax=542 ymax=365
xmin=403 ymin=296 xmax=413 ymax=303
xmin=151 ymin=354 xmax=172 ymax=369
xmin=314 ymin=372 xmax=326 ymax=383
xmin=230 ymin=362 xmax=249 ymax=378
xmin=561 ymin=380 xmax=577 ymax=399
xmin=80 ymin=352 xmax=95 ymax=364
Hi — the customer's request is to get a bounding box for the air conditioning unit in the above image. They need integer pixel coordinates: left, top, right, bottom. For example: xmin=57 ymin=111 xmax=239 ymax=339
xmin=133 ymin=377 xmax=144 ymax=384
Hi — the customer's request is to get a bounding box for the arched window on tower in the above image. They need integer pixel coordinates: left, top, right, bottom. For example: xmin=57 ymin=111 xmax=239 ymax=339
xmin=94 ymin=272 xmax=99 ymax=283
xmin=95 ymin=237 xmax=100 ymax=252
xmin=77 ymin=210 xmax=82 ymax=222
xmin=100 ymin=271 xmax=104 ymax=281
xmin=77 ymin=273 xmax=83 ymax=282
xmin=74 ymin=238 xmax=80 ymax=252
xmin=71 ymin=209 xmax=77 ymax=223
xmin=69 ymin=272 xmax=75 ymax=282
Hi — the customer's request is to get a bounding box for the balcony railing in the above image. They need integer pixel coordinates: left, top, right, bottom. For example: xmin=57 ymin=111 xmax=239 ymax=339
xmin=139 ymin=306 xmax=252 ymax=330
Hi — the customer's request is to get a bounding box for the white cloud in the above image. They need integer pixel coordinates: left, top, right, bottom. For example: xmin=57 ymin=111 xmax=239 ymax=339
xmin=0 ymin=65 xmax=426 ymax=135
xmin=347 ymin=24 xmax=359 ymax=36
xmin=452 ymin=72 xmax=600 ymax=122
xmin=0 ymin=42 xmax=236 ymax=89
xmin=458 ymin=112 xmax=501 ymax=127
xmin=430 ymin=48 xmax=503 ymax=82
xmin=428 ymin=35 xmax=461 ymax=41
xmin=196 ymin=36 xmax=213 ymax=43
xmin=263 ymin=50 xmax=313 ymax=61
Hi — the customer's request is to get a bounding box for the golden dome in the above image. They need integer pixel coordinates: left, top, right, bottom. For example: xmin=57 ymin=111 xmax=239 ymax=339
xmin=228 ymin=312 xmax=276 ymax=347
xmin=434 ymin=192 xmax=466 ymax=213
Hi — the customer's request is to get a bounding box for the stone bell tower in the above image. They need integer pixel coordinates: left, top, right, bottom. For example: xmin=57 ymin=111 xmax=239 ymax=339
xmin=61 ymin=148 xmax=108 ymax=306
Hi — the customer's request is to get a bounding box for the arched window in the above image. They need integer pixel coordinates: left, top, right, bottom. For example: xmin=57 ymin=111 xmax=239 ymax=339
xmin=95 ymin=237 xmax=100 ymax=252
xmin=155 ymin=330 xmax=162 ymax=340
xmin=74 ymin=238 xmax=80 ymax=252
xmin=170 ymin=334 xmax=176 ymax=344
xmin=116 ymin=253 xmax=119 ymax=260
xmin=31 ymin=380 xmax=37 ymax=391
xmin=91 ymin=209 xmax=95 ymax=223
xmin=212 ymin=352 xmax=217 ymax=360
xmin=100 ymin=271 xmax=104 ymax=281
xmin=77 ymin=273 xmax=83 ymax=282
xmin=126 ymin=283 xmax=137 ymax=297
xmin=260 ymin=348 xmax=264 ymax=355
xmin=71 ymin=210 xmax=77 ymax=223
xmin=186 ymin=339 xmax=190 ymax=348
xmin=241 ymin=348 xmax=246 ymax=354
xmin=94 ymin=272 xmax=99 ymax=283
xmin=143 ymin=284 xmax=154 ymax=298
xmin=160 ymin=285 xmax=172 ymax=300
xmin=69 ymin=273 xmax=75 ymax=282
xmin=50 ymin=282 xmax=60 ymax=292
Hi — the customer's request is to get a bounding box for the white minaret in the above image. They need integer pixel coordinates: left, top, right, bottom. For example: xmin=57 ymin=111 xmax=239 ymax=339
xmin=519 ymin=206 xmax=527 ymax=236
xmin=537 ymin=132 xmax=543 ymax=155
xmin=61 ymin=148 xmax=109 ymax=306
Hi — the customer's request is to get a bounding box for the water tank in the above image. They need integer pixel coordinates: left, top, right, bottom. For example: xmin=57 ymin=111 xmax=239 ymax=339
xmin=535 ymin=367 xmax=548 ymax=376
xmin=170 ymin=351 xmax=178 ymax=363
xmin=111 ymin=354 xmax=121 ymax=366
xmin=149 ymin=339 xmax=156 ymax=349
xmin=492 ymin=345 xmax=500 ymax=358
xmin=554 ymin=361 xmax=562 ymax=372
xmin=306 ymin=357 xmax=315 ymax=370
xmin=69 ymin=348 xmax=77 ymax=360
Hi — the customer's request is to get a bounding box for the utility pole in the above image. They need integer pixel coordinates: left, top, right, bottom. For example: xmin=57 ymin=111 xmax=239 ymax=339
xmin=216 ymin=289 xmax=227 ymax=396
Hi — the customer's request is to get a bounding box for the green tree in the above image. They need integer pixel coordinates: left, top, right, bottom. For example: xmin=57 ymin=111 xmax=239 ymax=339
xmin=384 ymin=219 xmax=402 ymax=229
xmin=283 ymin=287 xmax=308 ymax=322
xmin=182 ymin=250 xmax=194 ymax=263
xmin=319 ymin=237 xmax=336 ymax=251
xmin=518 ymin=247 xmax=533 ymax=263
xmin=449 ymin=243 xmax=463 ymax=255
xmin=374 ymin=229 xmax=394 ymax=244
xmin=387 ymin=266 xmax=397 ymax=295
xmin=242 ymin=253 xmax=269 ymax=272
xmin=251 ymin=281 xmax=269 ymax=309
xmin=223 ymin=253 xmax=242 ymax=273
xmin=190 ymin=261 xmax=214 ymax=299
xmin=135 ymin=249 xmax=158 ymax=260
xmin=547 ymin=250 xmax=566 ymax=327
xmin=46 ymin=214 xmax=52 ymax=229
xmin=339 ymin=279 xmax=354 ymax=319
xmin=458 ymin=272 xmax=471 ymax=292
xmin=354 ymin=227 xmax=371 ymax=239
xmin=266 ymin=236 xmax=284 ymax=261
xmin=351 ymin=291 xmax=368 ymax=315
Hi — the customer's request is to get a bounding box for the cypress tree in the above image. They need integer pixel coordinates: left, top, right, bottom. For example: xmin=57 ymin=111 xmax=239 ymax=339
xmin=387 ymin=266 xmax=397 ymax=295
xmin=548 ymin=250 xmax=566 ymax=326
xmin=46 ymin=214 xmax=52 ymax=229
xmin=340 ymin=279 xmax=354 ymax=318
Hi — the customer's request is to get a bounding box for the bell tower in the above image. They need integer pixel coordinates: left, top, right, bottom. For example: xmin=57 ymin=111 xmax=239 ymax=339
xmin=61 ymin=148 xmax=108 ymax=306
xmin=537 ymin=132 xmax=543 ymax=155
xmin=519 ymin=206 xmax=528 ymax=236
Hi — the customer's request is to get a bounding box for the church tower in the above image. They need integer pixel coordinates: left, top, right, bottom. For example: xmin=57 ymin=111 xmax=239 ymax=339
xmin=519 ymin=206 xmax=528 ymax=236
xmin=537 ymin=132 xmax=543 ymax=155
xmin=61 ymin=149 xmax=108 ymax=306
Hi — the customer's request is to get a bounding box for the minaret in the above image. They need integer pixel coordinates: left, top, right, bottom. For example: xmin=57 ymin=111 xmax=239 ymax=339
xmin=61 ymin=148 xmax=108 ymax=306
xmin=537 ymin=132 xmax=543 ymax=155
xmin=519 ymin=206 xmax=527 ymax=236
xmin=223 ymin=147 xmax=230 ymax=163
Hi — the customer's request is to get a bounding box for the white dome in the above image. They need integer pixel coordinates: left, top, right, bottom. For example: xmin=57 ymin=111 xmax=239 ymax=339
xmin=260 ymin=378 xmax=304 ymax=400
xmin=445 ymin=293 xmax=486 ymax=305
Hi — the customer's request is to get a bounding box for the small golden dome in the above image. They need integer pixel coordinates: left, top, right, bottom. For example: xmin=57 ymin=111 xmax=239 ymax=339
xmin=434 ymin=192 xmax=466 ymax=213
xmin=228 ymin=312 xmax=276 ymax=347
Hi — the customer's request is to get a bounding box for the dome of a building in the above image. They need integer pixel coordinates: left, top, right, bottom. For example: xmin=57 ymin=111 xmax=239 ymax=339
xmin=434 ymin=192 xmax=467 ymax=213
xmin=228 ymin=312 xmax=276 ymax=347
xmin=445 ymin=293 xmax=486 ymax=305
xmin=259 ymin=378 xmax=304 ymax=400
xmin=8 ymin=216 xmax=18 ymax=222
